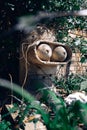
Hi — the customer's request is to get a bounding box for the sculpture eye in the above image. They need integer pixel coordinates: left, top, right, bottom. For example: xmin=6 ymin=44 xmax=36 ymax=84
xmin=37 ymin=43 xmax=52 ymax=61
xmin=51 ymin=46 xmax=67 ymax=62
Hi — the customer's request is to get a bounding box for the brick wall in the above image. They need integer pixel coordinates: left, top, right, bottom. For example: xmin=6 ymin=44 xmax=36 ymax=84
xmin=67 ymin=30 xmax=87 ymax=75
xmin=56 ymin=52 xmax=87 ymax=79
xmin=70 ymin=53 xmax=87 ymax=75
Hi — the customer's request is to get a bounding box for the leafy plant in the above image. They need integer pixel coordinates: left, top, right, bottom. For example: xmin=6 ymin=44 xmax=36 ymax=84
xmin=1 ymin=77 xmax=87 ymax=130
xmin=0 ymin=120 xmax=11 ymax=130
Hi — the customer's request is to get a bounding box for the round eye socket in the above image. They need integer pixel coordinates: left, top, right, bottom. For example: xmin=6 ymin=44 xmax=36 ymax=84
xmin=52 ymin=46 xmax=67 ymax=62
xmin=31 ymin=34 xmax=37 ymax=39
xmin=31 ymin=35 xmax=35 ymax=38
xmin=37 ymin=44 xmax=52 ymax=61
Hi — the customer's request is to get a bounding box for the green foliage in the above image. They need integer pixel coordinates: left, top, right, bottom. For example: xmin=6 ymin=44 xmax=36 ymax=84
xmin=68 ymin=101 xmax=87 ymax=128
xmin=61 ymin=35 xmax=87 ymax=62
xmin=40 ymin=0 xmax=87 ymax=42
xmin=41 ymin=0 xmax=83 ymax=11
xmin=1 ymin=77 xmax=87 ymax=129
xmin=0 ymin=120 xmax=11 ymax=130
xmin=39 ymin=89 xmax=70 ymax=130
xmin=80 ymin=80 xmax=87 ymax=91
xmin=55 ymin=74 xmax=84 ymax=94
xmin=0 ymin=79 xmax=49 ymax=126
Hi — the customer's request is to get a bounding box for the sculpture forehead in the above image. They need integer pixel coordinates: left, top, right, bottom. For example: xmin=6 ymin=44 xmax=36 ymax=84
xmin=25 ymin=26 xmax=56 ymax=44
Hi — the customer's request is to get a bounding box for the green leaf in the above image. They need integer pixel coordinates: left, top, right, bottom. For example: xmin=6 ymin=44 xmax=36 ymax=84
xmin=80 ymin=81 xmax=87 ymax=91
xmin=80 ymin=56 xmax=86 ymax=63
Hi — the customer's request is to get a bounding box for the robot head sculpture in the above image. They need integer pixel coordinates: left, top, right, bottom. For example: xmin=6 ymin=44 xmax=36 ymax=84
xmin=19 ymin=26 xmax=72 ymax=94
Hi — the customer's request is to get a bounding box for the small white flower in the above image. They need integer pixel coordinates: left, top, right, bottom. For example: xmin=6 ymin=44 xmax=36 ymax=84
xmin=75 ymin=39 xmax=81 ymax=46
